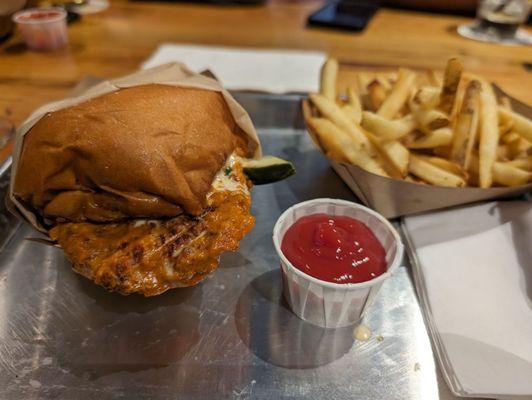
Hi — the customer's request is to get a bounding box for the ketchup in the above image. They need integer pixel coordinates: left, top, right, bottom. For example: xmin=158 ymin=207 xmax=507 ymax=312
xmin=281 ymin=214 xmax=386 ymax=284
xmin=18 ymin=11 xmax=62 ymax=21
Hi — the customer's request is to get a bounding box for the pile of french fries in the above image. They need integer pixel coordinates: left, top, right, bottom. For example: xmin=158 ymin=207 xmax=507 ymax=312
xmin=306 ymin=57 xmax=532 ymax=188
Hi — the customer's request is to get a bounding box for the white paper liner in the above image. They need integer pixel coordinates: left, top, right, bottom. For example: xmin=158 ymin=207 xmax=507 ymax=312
xmin=273 ymin=198 xmax=404 ymax=328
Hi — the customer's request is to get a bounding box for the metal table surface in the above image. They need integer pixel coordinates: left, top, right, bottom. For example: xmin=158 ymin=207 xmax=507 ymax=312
xmin=0 ymin=93 xmax=461 ymax=399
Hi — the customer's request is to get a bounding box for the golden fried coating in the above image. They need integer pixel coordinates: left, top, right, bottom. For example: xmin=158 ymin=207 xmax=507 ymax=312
xmin=49 ymin=163 xmax=254 ymax=296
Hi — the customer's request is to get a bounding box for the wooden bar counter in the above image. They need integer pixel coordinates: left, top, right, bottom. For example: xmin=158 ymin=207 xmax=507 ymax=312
xmin=0 ymin=0 xmax=530 ymax=125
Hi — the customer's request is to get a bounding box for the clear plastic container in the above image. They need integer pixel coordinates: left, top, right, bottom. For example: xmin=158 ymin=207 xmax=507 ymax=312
xmin=12 ymin=8 xmax=67 ymax=51
xmin=273 ymin=198 xmax=403 ymax=329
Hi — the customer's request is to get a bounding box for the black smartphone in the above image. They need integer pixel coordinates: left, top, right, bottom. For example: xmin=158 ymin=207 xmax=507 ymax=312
xmin=307 ymin=1 xmax=380 ymax=32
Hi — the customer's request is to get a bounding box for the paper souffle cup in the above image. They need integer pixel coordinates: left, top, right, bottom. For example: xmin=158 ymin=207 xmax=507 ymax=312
xmin=273 ymin=198 xmax=404 ymax=329
xmin=12 ymin=8 xmax=68 ymax=51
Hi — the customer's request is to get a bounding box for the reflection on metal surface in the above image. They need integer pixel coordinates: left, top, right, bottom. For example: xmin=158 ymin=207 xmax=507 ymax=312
xmin=0 ymin=94 xmax=446 ymax=399
xmin=235 ymin=269 xmax=354 ymax=369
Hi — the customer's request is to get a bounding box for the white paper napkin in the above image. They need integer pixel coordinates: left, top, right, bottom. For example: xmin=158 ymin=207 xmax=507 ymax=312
xmin=141 ymin=44 xmax=326 ymax=93
xmin=402 ymin=201 xmax=532 ymax=399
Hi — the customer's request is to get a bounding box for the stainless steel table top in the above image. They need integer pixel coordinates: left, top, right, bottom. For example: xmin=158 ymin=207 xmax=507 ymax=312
xmin=0 ymin=93 xmax=464 ymax=399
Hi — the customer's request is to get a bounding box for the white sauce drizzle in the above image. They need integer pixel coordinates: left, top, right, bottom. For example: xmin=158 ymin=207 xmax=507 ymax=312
xmin=208 ymin=154 xmax=248 ymax=196
xmin=135 ymin=154 xmax=246 ymax=228
xmin=134 ymin=154 xmax=248 ymax=277
xmin=172 ymin=231 xmax=207 ymax=258
xmin=163 ymin=259 xmax=174 ymax=278
xmin=133 ymin=220 xmax=160 ymax=227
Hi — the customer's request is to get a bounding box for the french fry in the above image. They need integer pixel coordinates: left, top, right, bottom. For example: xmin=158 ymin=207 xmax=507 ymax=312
xmin=377 ymin=68 xmax=416 ymax=119
xmin=408 ymin=155 xmax=466 ymax=187
xmin=361 ymin=111 xmax=415 ymax=140
xmin=376 ymin=76 xmax=393 ymax=92
xmin=498 ymin=107 xmax=532 ymax=142
xmin=379 ymin=140 xmax=410 ymax=177
xmin=493 ymin=162 xmax=532 ymax=186
xmin=307 ymin=118 xmax=389 ymax=177
xmin=401 ymin=131 xmax=418 ymax=147
xmin=408 ymin=127 xmax=453 ymax=149
xmin=433 ymin=145 xmax=452 ymax=158
xmin=310 ymin=93 xmax=353 ymax=133
xmin=467 ymin=163 xmax=480 ymax=186
xmin=417 ymin=155 xmax=467 ymax=178
xmin=309 ymin=56 xmax=532 ymax=191
xmin=320 ymin=58 xmax=338 ymax=101
xmin=342 ymin=105 xmax=361 ymax=126
xmin=439 ymin=58 xmax=463 ymax=115
xmin=508 ymin=137 xmax=531 ymax=159
xmin=347 ymin=86 xmax=362 ymax=123
xmin=478 ymin=80 xmax=499 ymax=188
xmin=409 ymin=86 xmax=441 ymax=111
xmin=470 ymin=154 xmax=531 ymax=186
xmin=367 ymin=80 xmax=387 ymax=111
xmin=307 ymin=117 xmax=350 ymax=161
xmin=397 ymin=102 xmax=410 ymax=118
xmin=404 ymin=175 xmax=427 ymax=184
xmin=505 ymin=156 xmax=532 ymax=171
xmin=450 ymin=80 xmax=480 ymax=169
xmin=380 ymin=72 xmax=398 ymax=81
xmin=500 ymin=96 xmax=512 ymax=110
xmin=309 ymin=94 xmax=376 ymax=152
xmin=501 ymin=131 xmax=519 ymax=144
xmin=449 ymin=72 xmax=470 ymax=119
xmin=309 ymin=94 xmax=390 ymax=175
xmin=499 ymin=120 xmax=515 ymax=137
xmin=356 ymin=73 xmax=372 ymax=95
xmin=427 ymin=69 xmax=441 ymax=87
xmin=365 ymin=131 xmax=410 ymax=177
xmin=357 ymin=73 xmax=373 ymax=110
xmin=415 ymin=108 xmax=450 ymax=133
xmin=497 ymin=144 xmax=510 ymax=161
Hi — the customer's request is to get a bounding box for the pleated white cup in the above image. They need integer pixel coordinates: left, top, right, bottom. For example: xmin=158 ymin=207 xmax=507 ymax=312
xmin=12 ymin=8 xmax=68 ymax=51
xmin=273 ymin=199 xmax=403 ymax=329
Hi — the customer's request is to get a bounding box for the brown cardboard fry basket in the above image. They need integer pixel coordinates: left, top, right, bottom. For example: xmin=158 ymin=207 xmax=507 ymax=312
xmin=302 ymin=99 xmax=532 ymax=219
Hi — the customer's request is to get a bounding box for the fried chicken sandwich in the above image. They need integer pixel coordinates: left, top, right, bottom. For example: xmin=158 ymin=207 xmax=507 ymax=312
xmin=12 ymin=84 xmax=293 ymax=296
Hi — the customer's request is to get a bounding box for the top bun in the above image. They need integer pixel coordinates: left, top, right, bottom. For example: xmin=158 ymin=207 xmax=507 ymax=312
xmin=14 ymin=84 xmax=250 ymax=223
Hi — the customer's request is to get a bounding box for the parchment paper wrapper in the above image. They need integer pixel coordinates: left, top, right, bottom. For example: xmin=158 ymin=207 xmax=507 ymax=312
xmin=272 ymin=199 xmax=403 ymax=328
xmin=7 ymin=62 xmax=261 ymax=233
xmin=302 ymin=91 xmax=532 ymax=219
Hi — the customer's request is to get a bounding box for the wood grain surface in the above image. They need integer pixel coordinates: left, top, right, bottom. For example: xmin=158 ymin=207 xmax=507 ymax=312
xmin=0 ymin=0 xmax=530 ymax=125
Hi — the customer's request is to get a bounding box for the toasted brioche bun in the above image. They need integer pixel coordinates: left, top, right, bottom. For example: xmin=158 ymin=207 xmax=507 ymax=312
xmin=14 ymin=84 xmax=251 ymax=223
